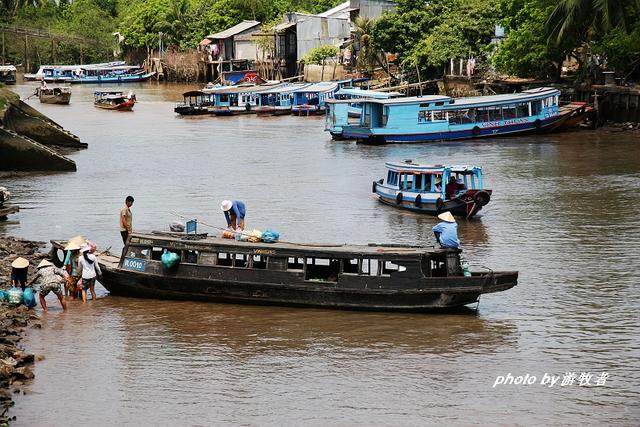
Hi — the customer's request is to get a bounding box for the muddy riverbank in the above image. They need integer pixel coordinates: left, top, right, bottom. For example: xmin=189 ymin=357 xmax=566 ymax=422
xmin=0 ymin=237 xmax=43 ymax=426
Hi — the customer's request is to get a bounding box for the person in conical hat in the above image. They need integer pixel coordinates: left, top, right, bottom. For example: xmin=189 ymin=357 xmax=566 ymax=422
xmin=10 ymin=257 xmax=29 ymax=290
xmin=221 ymin=199 xmax=246 ymax=231
xmin=432 ymin=211 xmax=460 ymax=249
xmin=63 ymin=241 xmax=82 ymax=299
xmin=28 ymin=258 xmax=68 ymax=311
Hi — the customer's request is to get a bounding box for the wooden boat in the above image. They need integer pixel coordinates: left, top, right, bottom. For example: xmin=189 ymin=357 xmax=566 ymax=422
xmin=0 ymin=65 xmax=17 ymax=85
xmin=94 ymin=90 xmax=135 ymax=111
xmin=36 ymin=86 xmax=71 ymax=104
xmin=338 ymin=87 xmax=582 ymax=144
xmin=0 ymin=187 xmax=18 ymax=220
xmin=69 ymin=68 xmax=155 ymax=84
xmin=49 ymin=232 xmax=518 ymax=312
xmin=373 ymin=160 xmax=491 ymax=218
xmin=174 ymin=91 xmax=214 ymax=115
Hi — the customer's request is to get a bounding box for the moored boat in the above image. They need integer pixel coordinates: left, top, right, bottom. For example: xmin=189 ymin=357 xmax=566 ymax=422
xmin=50 ymin=232 xmax=518 ymax=312
xmin=0 ymin=65 xmax=17 ymax=85
xmin=174 ymin=91 xmax=214 ymax=115
xmin=36 ymin=85 xmax=72 ymax=104
xmin=373 ymin=160 xmax=491 ymax=218
xmin=94 ymin=89 xmax=136 ymax=111
xmin=339 ymin=87 xmax=583 ymax=144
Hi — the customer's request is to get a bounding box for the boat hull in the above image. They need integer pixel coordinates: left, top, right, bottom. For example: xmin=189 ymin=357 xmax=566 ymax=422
xmin=344 ymin=112 xmax=571 ymax=144
xmin=94 ymin=99 xmax=135 ymax=111
xmin=174 ymin=106 xmax=211 ymax=115
xmin=377 ymin=195 xmax=484 ymax=218
xmin=98 ymin=267 xmax=517 ymax=312
xmin=39 ymin=93 xmax=71 ymax=105
xmin=69 ymin=72 xmax=155 ymax=84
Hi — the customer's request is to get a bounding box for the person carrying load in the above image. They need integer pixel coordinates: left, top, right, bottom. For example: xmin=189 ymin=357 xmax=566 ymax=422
xmin=28 ymin=260 xmax=68 ymax=311
xmin=221 ymin=200 xmax=246 ymax=231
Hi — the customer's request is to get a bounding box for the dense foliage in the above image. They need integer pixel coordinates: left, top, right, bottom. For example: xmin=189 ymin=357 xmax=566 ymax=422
xmin=1 ymin=0 xmax=640 ymax=80
xmin=0 ymin=0 xmax=343 ymax=67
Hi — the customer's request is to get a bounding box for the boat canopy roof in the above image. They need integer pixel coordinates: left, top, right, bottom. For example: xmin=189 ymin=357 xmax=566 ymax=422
xmin=335 ymin=88 xmax=403 ymax=99
xmin=255 ymin=83 xmax=312 ymax=94
xmin=384 ymin=161 xmax=482 ymax=174
xmin=293 ymin=81 xmax=339 ymax=93
xmin=0 ymin=65 xmax=17 ymax=72
xmin=126 ymin=232 xmax=450 ymax=258
xmin=361 ymin=87 xmax=560 ymax=107
xmin=94 ymin=89 xmax=126 ymax=95
xmin=182 ymin=90 xmax=206 ymax=97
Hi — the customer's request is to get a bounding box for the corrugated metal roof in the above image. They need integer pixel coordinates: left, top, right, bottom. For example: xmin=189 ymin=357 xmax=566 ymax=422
xmin=274 ymin=21 xmax=296 ymax=32
xmin=206 ymin=20 xmax=261 ymax=40
xmin=318 ymin=1 xmax=350 ymax=17
xmin=293 ymin=81 xmax=339 ymax=93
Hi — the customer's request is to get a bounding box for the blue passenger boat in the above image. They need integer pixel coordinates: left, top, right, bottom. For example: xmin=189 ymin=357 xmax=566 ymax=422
xmin=326 ymin=88 xmax=404 ymax=138
xmin=292 ymin=81 xmax=345 ymax=115
xmin=208 ymin=83 xmax=289 ymax=115
xmin=69 ymin=67 xmax=155 ymax=84
xmin=339 ymin=87 xmax=576 ymax=144
xmin=373 ymin=160 xmax=491 ymax=219
xmin=254 ymin=83 xmax=312 ymax=115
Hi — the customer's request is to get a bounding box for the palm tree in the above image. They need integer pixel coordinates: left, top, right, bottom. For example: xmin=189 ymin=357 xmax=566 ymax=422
xmin=349 ymin=16 xmax=381 ymax=76
xmin=547 ymin=0 xmax=637 ymax=45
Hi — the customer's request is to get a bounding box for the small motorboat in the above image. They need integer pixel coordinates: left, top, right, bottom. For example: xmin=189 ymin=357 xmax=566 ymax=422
xmin=94 ymin=89 xmax=136 ymax=111
xmin=373 ymin=160 xmax=492 ymax=219
xmin=36 ymin=85 xmax=72 ymax=104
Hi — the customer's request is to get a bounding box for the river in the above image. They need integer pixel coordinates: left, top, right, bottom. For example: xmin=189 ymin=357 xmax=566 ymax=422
xmin=1 ymin=82 xmax=639 ymax=426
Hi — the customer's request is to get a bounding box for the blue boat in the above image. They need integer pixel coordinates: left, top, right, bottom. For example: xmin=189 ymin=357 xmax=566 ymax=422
xmin=207 ymin=82 xmax=289 ymax=115
xmin=254 ymin=83 xmax=312 ymax=116
xmin=373 ymin=160 xmax=491 ymax=219
xmin=339 ymin=87 xmax=577 ymax=144
xmin=291 ymin=80 xmax=354 ymax=115
xmin=325 ymin=88 xmax=404 ymax=138
xmin=69 ymin=66 xmax=155 ymax=84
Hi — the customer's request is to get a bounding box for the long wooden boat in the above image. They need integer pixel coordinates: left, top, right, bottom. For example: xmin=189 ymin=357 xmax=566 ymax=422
xmin=49 ymin=232 xmax=518 ymax=312
xmin=94 ymin=89 xmax=135 ymax=111
xmin=24 ymin=62 xmax=127 ymax=81
xmin=374 ymin=161 xmax=491 ymax=218
xmin=335 ymin=87 xmax=582 ymax=144
xmin=36 ymin=86 xmax=71 ymax=104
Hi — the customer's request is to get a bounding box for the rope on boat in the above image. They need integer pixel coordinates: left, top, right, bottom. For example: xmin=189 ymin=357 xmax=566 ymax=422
xmin=168 ymin=211 xmax=345 ymax=248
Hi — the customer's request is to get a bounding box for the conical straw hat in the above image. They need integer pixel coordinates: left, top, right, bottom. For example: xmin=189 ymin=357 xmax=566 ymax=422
xmin=68 ymin=235 xmax=86 ymax=246
xmin=11 ymin=257 xmax=29 ymax=268
xmin=437 ymin=211 xmax=456 ymax=223
xmin=64 ymin=241 xmax=81 ymax=251
xmin=37 ymin=259 xmax=53 ymax=268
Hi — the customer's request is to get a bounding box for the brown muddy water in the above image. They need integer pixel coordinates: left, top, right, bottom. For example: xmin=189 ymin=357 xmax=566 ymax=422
xmin=2 ymin=82 xmax=639 ymax=426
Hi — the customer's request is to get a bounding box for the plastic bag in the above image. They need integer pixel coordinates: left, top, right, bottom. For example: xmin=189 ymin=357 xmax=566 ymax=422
xmin=7 ymin=287 xmax=24 ymax=305
xmin=22 ymin=288 xmax=37 ymax=308
xmin=160 ymin=249 xmax=180 ymax=269
xmin=261 ymin=229 xmax=280 ymax=243
xmin=235 ymin=232 xmax=249 ymax=242
xmin=170 ymin=221 xmax=185 ymax=232
xmin=0 ymin=290 xmax=7 ymax=301
xmin=248 ymin=229 xmax=262 ymax=243
xmin=222 ymin=230 xmax=235 ymax=239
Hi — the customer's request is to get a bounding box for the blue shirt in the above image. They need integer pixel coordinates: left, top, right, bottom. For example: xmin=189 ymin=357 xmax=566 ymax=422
xmin=224 ymin=200 xmax=246 ymax=227
xmin=432 ymin=221 xmax=460 ymax=248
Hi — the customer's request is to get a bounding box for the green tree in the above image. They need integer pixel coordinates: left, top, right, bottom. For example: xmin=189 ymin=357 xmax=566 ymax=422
xmin=301 ymin=44 xmax=338 ymax=65
xmin=546 ymin=0 xmax=638 ymax=44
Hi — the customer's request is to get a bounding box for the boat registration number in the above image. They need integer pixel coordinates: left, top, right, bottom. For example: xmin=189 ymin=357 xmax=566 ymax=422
xmin=123 ymin=257 xmax=146 ymax=272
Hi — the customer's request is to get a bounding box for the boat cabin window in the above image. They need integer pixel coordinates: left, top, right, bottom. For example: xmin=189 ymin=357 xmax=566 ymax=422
xmin=531 ymin=100 xmax=542 ymax=115
xmin=435 ymin=101 xmax=445 ymax=106
xmin=126 ymin=246 xmax=150 ymax=259
xmin=151 ymin=247 xmax=164 ymax=261
xmin=217 ymin=252 xmax=233 ymax=266
xmin=402 ymin=174 xmax=415 ymax=191
xmin=431 ymin=111 xmax=446 ymax=121
xmin=252 ymin=255 xmax=267 ymax=269
xmin=387 ymin=171 xmax=399 ymax=186
xmin=305 ymin=258 xmax=339 ymax=282
xmin=219 ymin=94 xmax=229 ymax=103
xmin=419 ymin=103 xmax=430 ymax=108
xmin=448 ymin=109 xmax=474 ymax=125
xmin=418 ymin=110 xmax=428 ymax=123
xmin=343 ymin=259 xmax=359 ymax=274
xmin=360 ymin=259 xmax=380 ymax=276
xmin=380 ymin=261 xmax=407 ymax=277
xmin=182 ymin=250 xmax=199 ymax=264
xmin=287 ymin=257 xmax=304 ymax=271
